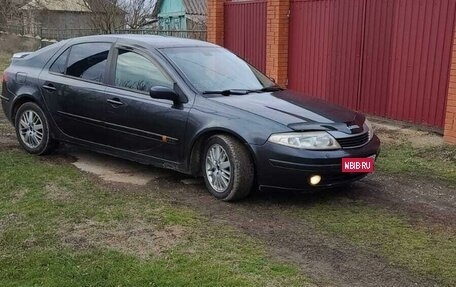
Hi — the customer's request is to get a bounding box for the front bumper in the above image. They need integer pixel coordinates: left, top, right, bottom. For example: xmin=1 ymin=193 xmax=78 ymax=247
xmin=251 ymin=135 xmax=381 ymax=191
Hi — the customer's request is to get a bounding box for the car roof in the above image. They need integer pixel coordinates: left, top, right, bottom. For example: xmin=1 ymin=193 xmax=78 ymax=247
xmin=68 ymin=34 xmax=218 ymax=49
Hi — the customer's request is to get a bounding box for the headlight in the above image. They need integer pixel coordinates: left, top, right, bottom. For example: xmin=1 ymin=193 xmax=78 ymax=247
xmin=268 ymin=132 xmax=341 ymax=150
xmin=364 ymin=119 xmax=374 ymax=140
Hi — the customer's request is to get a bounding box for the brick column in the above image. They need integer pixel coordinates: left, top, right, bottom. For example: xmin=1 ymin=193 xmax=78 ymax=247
xmin=207 ymin=0 xmax=225 ymax=45
xmin=445 ymin=29 xmax=456 ymax=144
xmin=266 ymin=0 xmax=290 ymax=87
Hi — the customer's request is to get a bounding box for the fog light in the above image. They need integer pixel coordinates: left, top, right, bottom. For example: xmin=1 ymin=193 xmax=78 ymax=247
xmin=309 ymin=175 xmax=321 ymax=185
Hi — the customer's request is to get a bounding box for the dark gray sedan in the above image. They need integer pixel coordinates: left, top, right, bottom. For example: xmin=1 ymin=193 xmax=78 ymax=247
xmin=1 ymin=35 xmax=380 ymax=201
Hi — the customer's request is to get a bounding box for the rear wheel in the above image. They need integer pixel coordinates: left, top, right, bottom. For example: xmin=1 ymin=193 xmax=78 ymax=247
xmin=15 ymin=102 xmax=57 ymax=155
xmin=202 ymin=135 xmax=254 ymax=201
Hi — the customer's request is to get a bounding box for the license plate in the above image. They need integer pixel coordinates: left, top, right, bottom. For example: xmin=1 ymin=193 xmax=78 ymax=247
xmin=342 ymin=157 xmax=375 ymax=173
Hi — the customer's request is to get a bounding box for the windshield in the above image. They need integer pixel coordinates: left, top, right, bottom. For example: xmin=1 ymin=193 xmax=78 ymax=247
xmin=161 ymin=47 xmax=275 ymax=93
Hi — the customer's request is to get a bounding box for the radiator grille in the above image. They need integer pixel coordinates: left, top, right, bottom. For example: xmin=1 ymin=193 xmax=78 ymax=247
xmin=336 ymin=132 xmax=369 ymax=148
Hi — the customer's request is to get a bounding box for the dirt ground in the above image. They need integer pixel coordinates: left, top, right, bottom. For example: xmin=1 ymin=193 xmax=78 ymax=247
xmin=0 ymin=111 xmax=454 ymax=287
xmin=371 ymin=120 xmax=444 ymax=147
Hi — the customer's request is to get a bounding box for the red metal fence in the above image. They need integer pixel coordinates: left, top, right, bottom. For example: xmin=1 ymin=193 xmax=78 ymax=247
xmin=288 ymin=0 xmax=456 ymax=128
xmin=224 ymin=0 xmax=267 ymax=72
xmin=288 ymin=0 xmax=365 ymax=110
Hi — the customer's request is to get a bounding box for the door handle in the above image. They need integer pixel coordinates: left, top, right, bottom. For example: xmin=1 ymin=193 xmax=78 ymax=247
xmin=107 ymin=98 xmax=124 ymax=106
xmin=42 ymin=83 xmax=56 ymax=92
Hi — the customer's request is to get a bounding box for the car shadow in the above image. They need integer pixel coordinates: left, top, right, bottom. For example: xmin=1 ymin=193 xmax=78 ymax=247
xmin=246 ymin=185 xmax=357 ymax=206
xmin=52 ymin=143 xmax=369 ymax=207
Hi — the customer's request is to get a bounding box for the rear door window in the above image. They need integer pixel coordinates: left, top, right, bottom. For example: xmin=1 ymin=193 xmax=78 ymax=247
xmin=65 ymin=43 xmax=111 ymax=83
xmin=50 ymin=48 xmax=70 ymax=74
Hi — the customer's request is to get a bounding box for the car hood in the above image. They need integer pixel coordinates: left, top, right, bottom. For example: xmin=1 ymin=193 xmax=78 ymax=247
xmin=210 ymin=90 xmax=365 ymax=134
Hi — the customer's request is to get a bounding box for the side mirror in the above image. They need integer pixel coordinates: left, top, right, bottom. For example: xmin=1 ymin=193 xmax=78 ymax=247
xmin=150 ymin=86 xmax=180 ymax=103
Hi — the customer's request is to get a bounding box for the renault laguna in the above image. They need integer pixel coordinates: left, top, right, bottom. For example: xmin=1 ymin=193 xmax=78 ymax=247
xmin=1 ymin=35 xmax=380 ymax=201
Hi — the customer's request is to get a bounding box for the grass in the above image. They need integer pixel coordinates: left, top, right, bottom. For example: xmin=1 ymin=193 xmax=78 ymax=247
xmin=0 ymin=52 xmax=10 ymax=75
xmin=0 ymin=52 xmax=10 ymax=70
xmin=0 ymin=149 xmax=311 ymax=287
xmin=290 ymin=200 xmax=456 ymax=286
xmin=290 ymin=137 xmax=456 ymax=285
xmin=0 ymin=52 xmax=11 ymax=91
xmin=377 ymin=143 xmax=456 ymax=186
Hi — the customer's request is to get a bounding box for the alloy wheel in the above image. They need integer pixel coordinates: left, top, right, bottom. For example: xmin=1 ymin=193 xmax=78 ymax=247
xmin=205 ymin=144 xmax=231 ymax=192
xmin=18 ymin=110 xmax=44 ymax=149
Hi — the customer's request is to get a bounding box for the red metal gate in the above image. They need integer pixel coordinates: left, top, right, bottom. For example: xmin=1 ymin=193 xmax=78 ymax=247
xmin=288 ymin=0 xmax=456 ymax=128
xmin=288 ymin=0 xmax=365 ymax=110
xmin=224 ymin=0 xmax=267 ymax=72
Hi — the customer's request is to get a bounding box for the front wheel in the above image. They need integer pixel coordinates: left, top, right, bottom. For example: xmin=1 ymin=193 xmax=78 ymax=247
xmin=202 ymin=135 xmax=254 ymax=201
xmin=15 ymin=102 xmax=57 ymax=155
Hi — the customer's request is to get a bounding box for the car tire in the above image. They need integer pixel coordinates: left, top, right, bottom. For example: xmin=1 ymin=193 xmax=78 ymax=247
xmin=15 ymin=102 xmax=57 ymax=155
xmin=202 ymin=135 xmax=254 ymax=201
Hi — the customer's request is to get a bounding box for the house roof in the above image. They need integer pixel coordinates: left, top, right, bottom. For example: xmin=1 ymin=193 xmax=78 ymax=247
xmin=183 ymin=0 xmax=206 ymax=15
xmin=20 ymin=0 xmax=125 ymax=14
xmin=20 ymin=0 xmax=90 ymax=12
xmin=152 ymin=0 xmax=207 ymax=17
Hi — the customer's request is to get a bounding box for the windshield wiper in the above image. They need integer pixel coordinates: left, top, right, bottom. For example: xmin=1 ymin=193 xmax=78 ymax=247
xmin=248 ymin=85 xmax=284 ymax=93
xmin=202 ymin=86 xmax=283 ymax=96
xmin=202 ymin=89 xmax=250 ymax=96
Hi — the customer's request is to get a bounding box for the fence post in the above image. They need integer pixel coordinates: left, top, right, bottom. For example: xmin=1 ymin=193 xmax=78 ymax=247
xmin=444 ymin=25 xmax=456 ymax=144
xmin=207 ymin=0 xmax=224 ymax=45
xmin=265 ymin=0 xmax=290 ymax=87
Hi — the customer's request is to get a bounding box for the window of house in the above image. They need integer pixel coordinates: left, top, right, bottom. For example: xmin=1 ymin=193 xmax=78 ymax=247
xmin=114 ymin=50 xmax=173 ymax=92
xmin=65 ymin=43 xmax=111 ymax=83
